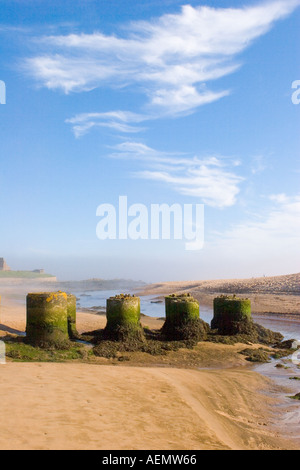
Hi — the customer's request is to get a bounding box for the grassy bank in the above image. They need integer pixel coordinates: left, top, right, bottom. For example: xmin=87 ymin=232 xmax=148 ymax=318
xmin=0 ymin=271 xmax=55 ymax=279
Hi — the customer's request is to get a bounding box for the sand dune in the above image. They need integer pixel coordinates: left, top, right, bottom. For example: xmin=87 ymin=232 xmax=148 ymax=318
xmin=141 ymin=273 xmax=300 ymax=295
xmin=138 ymin=273 xmax=300 ymax=315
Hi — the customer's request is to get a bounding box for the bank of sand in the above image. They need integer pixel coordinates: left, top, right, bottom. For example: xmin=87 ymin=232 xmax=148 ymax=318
xmin=138 ymin=273 xmax=300 ymax=316
xmin=0 ymin=299 xmax=298 ymax=450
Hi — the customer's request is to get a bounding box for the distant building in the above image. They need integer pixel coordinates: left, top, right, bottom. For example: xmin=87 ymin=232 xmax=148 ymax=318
xmin=0 ymin=258 xmax=11 ymax=271
xmin=32 ymin=269 xmax=45 ymax=274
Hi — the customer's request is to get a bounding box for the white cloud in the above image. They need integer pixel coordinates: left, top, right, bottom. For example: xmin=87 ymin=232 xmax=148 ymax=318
xmin=0 ymin=25 xmax=29 ymax=33
xmin=24 ymin=0 xmax=300 ymax=116
xmin=111 ymin=141 xmax=244 ymax=208
xmin=269 ymin=193 xmax=289 ymax=204
xmin=110 ymin=141 xmax=185 ymax=161
xmin=251 ymin=154 xmax=268 ymax=175
xmin=214 ymin=193 xmax=300 ymax=249
xmin=66 ymin=111 xmax=147 ymax=137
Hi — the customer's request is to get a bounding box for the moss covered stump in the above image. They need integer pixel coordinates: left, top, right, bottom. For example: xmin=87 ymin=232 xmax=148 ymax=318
xmin=162 ymin=294 xmax=208 ymax=341
xmin=26 ymin=292 xmax=70 ymax=349
xmin=67 ymin=294 xmax=78 ymax=339
xmin=211 ymin=295 xmax=252 ymax=335
xmin=104 ymin=294 xmax=145 ymax=342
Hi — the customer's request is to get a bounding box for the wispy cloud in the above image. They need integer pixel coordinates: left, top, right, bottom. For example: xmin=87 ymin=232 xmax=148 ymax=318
xmin=251 ymin=154 xmax=268 ymax=175
xmin=111 ymin=141 xmax=244 ymax=208
xmin=24 ymin=0 xmax=300 ymax=117
xmin=66 ymin=111 xmax=147 ymax=137
xmin=0 ymin=25 xmax=30 ymax=34
xmin=214 ymin=193 xmax=300 ymax=249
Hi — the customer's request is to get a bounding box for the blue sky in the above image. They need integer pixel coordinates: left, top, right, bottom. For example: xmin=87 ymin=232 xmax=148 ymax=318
xmin=0 ymin=0 xmax=299 ymax=281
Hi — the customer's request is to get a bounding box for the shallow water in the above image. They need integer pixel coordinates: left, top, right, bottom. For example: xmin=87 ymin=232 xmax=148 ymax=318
xmin=77 ymin=289 xmax=300 ymax=341
xmin=255 ymin=356 xmax=300 ymax=441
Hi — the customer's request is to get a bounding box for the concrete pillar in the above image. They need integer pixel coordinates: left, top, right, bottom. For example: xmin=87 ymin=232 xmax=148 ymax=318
xmin=26 ymin=292 xmax=69 ymax=348
xmin=104 ymin=294 xmax=144 ymax=341
xmin=162 ymin=294 xmax=207 ymax=340
xmin=67 ymin=294 xmax=78 ymax=339
xmin=211 ymin=296 xmax=252 ymax=335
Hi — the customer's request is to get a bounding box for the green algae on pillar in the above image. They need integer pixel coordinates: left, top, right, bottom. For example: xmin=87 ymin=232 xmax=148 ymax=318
xmin=104 ymin=294 xmax=145 ymax=342
xmin=67 ymin=293 xmax=79 ymax=339
xmin=211 ymin=295 xmax=252 ymax=335
xmin=26 ymin=292 xmax=70 ymax=349
xmin=162 ymin=293 xmax=208 ymax=341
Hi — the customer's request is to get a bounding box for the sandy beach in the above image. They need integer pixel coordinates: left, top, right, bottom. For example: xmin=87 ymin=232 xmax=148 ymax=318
xmin=0 ymin=362 xmax=288 ymax=451
xmin=0 ymin=286 xmax=299 ymax=451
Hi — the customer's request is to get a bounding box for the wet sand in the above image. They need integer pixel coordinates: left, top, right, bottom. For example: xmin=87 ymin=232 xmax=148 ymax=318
xmin=0 ymin=362 xmax=291 ymax=451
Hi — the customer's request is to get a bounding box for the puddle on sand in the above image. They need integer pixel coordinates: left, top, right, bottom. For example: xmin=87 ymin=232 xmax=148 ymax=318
xmin=75 ymin=339 xmax=94 ymax=349
xmin=255 ymin=355 xmax=300 ymax=443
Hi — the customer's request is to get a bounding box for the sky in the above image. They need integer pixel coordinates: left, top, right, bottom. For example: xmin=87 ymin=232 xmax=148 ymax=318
xmin=0 ymin=0 xmax=299 ymax=282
